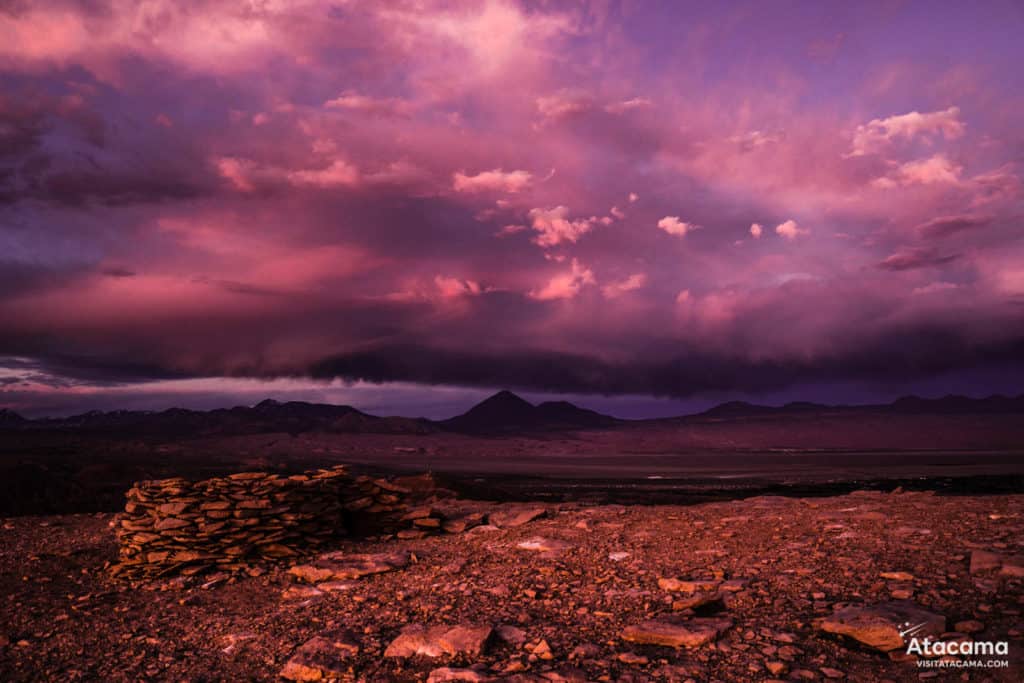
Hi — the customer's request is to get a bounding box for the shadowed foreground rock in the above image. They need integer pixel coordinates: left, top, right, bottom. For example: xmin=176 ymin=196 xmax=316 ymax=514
xmin=971 ymin=549 xmax=1024 ymax=577
xmin=280 ymin=630 xmax=360 ymax=681
xmin=815 ymin=601 xmax=946 ymax=651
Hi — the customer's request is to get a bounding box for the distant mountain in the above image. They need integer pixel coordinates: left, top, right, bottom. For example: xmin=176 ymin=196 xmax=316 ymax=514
xmin=16 ymin=400 xmax=435 ymax=437
xmin=441 ymin=390 xmax=618 ymax=433
xmin=5 ymin=392 xmax=1023 ymax=437
xmin=690 ymin=394 xmax=1024 ymax=420
xmin=889 ymin=394 xmax=1024 ymax=414
xmin=0 ymin=409 xmax=26 ymax=428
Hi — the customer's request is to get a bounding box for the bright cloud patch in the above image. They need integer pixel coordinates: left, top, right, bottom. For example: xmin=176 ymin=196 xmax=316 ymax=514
xmin=434 ymin=275 xmax=484 ymax=297
xmin=850 ymin=106 xmax=965 ymax=156
xmin=536 ymin=92 xmax=593 ymax=121
xmin=325 ymin=91 xmax=411 ymax=116
xmin=529 ymin=259 xmax=595 ymax=300
xmin=604 ymin=97 xmax=653 ymax=114
xmin=217 ymin=157 xmax=360 ymax=191
xmin=529 ymin=206 xmax=598 ymax=247
xmin=749 ymin=223 xmax=763 ymax=239
xmin=657 ymin=216 xmax=699 ymax=237
xmin=774 ymin=220 xmax=807 ymax=240
xmin=286 ymin=160 xmax=361 ymax=188
xmin=873 ymin=155 xmax=963 ymax=188
xmin=453 ymin=169 xmax=533 ymax=193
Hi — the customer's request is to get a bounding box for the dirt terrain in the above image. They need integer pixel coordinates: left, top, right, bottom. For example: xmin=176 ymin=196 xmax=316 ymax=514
xmin=2 ymin=489 xmax=1022 ymax=682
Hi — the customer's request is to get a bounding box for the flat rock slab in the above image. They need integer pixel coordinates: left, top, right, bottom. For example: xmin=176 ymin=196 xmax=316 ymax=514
xmin=279 ymin=630 xmax=360 ymax=681
xmin=442 ymin=513 xmax=486 ymax=534
xmin=488 ymin=507 xmax=547 ymax=528
xmin=289 ymin=551 xmax=410 ymax=584
xmin=385 ymin=624 xmax=493 ymax=658
xmin=815 ymin=600 xmax=945 ymax=652
xmin=621 ymin=618 xmax=732 ymax=648
xmin=281 ymin=585 xmax=323 ymax=600
xmin=427 ymin=667 xmax=490 ymax=682
xmin=658 ymin=578 xmax=721 ymax=593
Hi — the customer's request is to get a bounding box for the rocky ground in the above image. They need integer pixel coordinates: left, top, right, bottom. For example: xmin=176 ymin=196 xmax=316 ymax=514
xmin=1 ymin=490 xmax=1022 ymax=682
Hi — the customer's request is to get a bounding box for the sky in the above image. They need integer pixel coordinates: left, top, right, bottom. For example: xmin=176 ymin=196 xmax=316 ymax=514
xmin=1 ymin=0 xmax=1024 ymax=419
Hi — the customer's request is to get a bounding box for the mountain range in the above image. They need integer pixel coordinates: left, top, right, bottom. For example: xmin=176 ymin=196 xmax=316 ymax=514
xmin=1 ymin=391 xmax=1023 ymax=437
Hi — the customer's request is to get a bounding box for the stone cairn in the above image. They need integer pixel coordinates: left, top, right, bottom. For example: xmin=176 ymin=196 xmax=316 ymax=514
xmin=112 ymin=466 xmax=350 ymax=579
xmin=112 ymin=467 xmax=459 ymax=579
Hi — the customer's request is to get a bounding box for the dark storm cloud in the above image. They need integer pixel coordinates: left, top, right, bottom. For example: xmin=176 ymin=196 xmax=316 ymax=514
xmin=917 ymin=214 xmax=994 ymax=239
xmin=307 ymin=326 xmax=1024 ymax=398
xmin=877 ymin=248 xmax=960 ymax=271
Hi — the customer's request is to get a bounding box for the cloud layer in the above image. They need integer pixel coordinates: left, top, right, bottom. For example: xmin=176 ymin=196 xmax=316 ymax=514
xmin=1 ymin=0 xmax=1023 ymax=413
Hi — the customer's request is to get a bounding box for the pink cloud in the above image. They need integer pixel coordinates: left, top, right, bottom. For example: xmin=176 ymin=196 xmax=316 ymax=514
xmin=324 ymin=91 xmax=412 ymax=117
xmin=216 ymin=157 xmax=360 ymax=191
xmin=536 ymin=91 xmax=593 ymax=122
xmin=872 ymin=154 xmax=963 ymax=188
xmin=529 ymin=259 xmax=595 ymax=300
xmin=286 ymin=160 xmax=360 ymax=188
xmin=496 ymin=224 xmax=527 ymax=237
xmin=749 ymin=223 xmax=763 ymax=239
xmin=601 ymin=273 xmax=647 ymax=299
xmin=849 ymin=106 xmax=965 ymax=157
xmin=774 ymin=220 xmax=807 ymax=240
xmin=434 ymin=275 xmax=484 ymax=298
xmin=528 ymin=206 xmax=599 ymax=247
xmin=912 ymin=282 xmax=960 ymax=296
xmin=0 ymin=2 xmax=297 ymax=80
xmin=604 ymin=97 xmax=653 ymax=114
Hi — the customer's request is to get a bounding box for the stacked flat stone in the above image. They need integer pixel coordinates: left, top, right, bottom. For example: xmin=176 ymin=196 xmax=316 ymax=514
xmin=112 ymin=466 xmax=349 ymax=578
xmin=342 ymin=475 xmax=449 ymax=538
